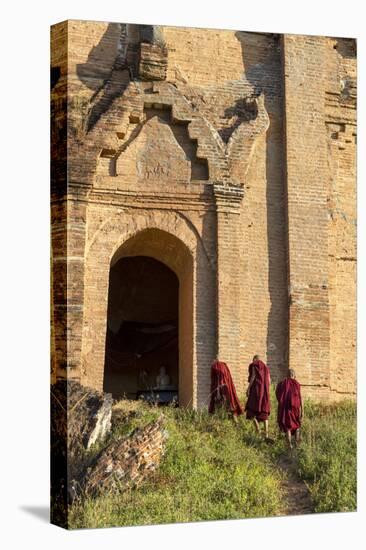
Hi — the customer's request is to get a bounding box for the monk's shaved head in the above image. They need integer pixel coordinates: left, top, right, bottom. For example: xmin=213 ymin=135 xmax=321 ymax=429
xmin=253 ymin=354 xmax=260 ymax=362
xmin=289 ymin=369 xmax=296 ymax=378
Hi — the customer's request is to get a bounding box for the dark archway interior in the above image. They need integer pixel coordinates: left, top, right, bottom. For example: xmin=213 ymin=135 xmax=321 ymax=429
xmin=103 ymin=255 xmax=179 ymax=399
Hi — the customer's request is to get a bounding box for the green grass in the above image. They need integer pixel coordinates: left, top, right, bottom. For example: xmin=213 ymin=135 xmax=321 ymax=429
xmin=68 ymin=393 xmax=356 ymax=529
xmin=69 ymin=401 xmax=283 ymax=528
xmin=256 ymin=388 xmax=357 ymax=514
xmin=294 ymin=400 xmax=357 ymax=513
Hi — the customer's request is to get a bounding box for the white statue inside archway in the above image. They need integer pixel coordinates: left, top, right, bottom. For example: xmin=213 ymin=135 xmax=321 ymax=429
xmin=156 ymin=366 xmax=171 ymax=389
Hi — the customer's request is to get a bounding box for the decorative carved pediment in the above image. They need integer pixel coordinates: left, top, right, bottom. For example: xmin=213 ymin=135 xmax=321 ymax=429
xmin=116 ymin=116 xmax=191 ymax=183
xmin=75 ymin=77 xmax=269 ymax=189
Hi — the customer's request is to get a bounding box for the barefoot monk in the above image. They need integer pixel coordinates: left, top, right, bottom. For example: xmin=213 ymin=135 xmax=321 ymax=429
xmin=245 ymin=355 xmax=271 ymax=438
xmin=275 ymin=369 xmax=303 ymax=449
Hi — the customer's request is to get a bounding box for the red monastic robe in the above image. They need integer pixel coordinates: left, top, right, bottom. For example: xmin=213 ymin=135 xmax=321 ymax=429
xmin=208 ymin=361 xmax=244 ymax=416
xmin=245 ymin=360 xmax=271 ymax=421
xmin=275 ymin=378 xmax=302 ymax=433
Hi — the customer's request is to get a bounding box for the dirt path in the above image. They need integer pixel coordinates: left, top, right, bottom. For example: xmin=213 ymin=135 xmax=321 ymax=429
xmin=276 ymin=454 xmax=314 ymax=516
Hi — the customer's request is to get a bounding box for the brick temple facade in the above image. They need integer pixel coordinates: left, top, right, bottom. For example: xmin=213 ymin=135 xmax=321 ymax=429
xmin=51 ymin=21 xmax=356 ymax=406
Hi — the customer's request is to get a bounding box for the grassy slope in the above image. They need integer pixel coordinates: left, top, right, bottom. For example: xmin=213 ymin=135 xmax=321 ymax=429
xmin=69 ymin=393 xmax=356 ymax=529
xmin=296 ymin=400 xmax=357 ymax=512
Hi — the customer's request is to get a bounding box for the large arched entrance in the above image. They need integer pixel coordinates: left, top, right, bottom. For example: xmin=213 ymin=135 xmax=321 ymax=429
xmin=102 ymin=228 xmax=194 ymax=407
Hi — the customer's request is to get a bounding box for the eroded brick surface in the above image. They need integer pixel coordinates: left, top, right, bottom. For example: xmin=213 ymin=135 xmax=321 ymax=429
xmin=51 ymin=22 xmax=356 ymax=404
xmin=84 ymin=415 xmax=167 ymax=496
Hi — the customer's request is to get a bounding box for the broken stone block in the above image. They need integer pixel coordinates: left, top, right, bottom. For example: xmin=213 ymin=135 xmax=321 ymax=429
xmin=51 ymin=380 xmax=113 ymax=519
xmin=84 ymin=415 xmax=167 ymax=496
xmin=51 ymin=380 xmax=112 ymax=454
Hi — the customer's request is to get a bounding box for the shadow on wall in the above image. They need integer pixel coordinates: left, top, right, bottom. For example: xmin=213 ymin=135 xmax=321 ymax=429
xmin=50 ymin=66 xmax=61 ymax=90
xmin=235 ymin=31 xmax=288 ymax=382
xmin=76 ymin=23 xmax=131 ymax=132
xmin=220 ymin=97 xmax=258 ymax=143
xmin=333 ymin=38 xmax=356 ymax=58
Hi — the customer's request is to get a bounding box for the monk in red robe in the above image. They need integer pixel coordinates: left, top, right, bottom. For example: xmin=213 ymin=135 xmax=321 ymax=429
xmin=208 ymin=360 xmax=244 ymax=419
xmin=245 ymin=355 xmax=271 ymax=438
xmin=276 ymin=369 xmax=303 ymax=448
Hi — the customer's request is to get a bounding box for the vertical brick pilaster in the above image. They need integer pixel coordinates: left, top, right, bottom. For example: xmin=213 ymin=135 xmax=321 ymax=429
xmin=51 ymin=19 xmax=91 ymax=383
xmin=51 ymin=20 xmax=68 ymax=384
xmin=213 ymin=182 xmax=244 ymax=388
xmin=51 ymin=194 xmax=88 ymax=382
xmin=282 ymin=35 xmax=331 ymax=397
xmin=65 ymin=195 xmax=88 ymax=380
xmin=51 ymin=201 xmax=67 ymax=379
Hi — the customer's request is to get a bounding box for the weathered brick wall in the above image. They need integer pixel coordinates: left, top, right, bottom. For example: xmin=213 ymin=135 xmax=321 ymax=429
xmin=51 ymin=22 xmax=68 ymax=383
xmin=282 ymin=35 xmax=356 ymax=400
xmin=50 ymin=21 xmax=356 ymax=404
xmin=282 ymin=35 xmax=331 ymax=400
xmin=235 ymin=33 xmax=288 ymax=387
xmin=325 ymin=38 xmax=357 ymax=398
